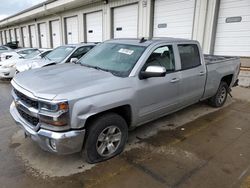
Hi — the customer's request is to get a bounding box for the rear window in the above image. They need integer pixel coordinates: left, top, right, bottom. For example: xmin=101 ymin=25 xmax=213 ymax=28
xmin=178 ymin=44 xmax=201 ymax=70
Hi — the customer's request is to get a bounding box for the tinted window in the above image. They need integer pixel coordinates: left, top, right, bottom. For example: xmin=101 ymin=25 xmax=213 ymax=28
xmin=178 ymin=44 xmax=201 ymax=70
xmin=70 ymin=46 xmax=93 ymax=60
xmin=0 ymin=46 xmax=7 ymax=50
xmin=143 ymin=45 xmax=175 ymax=72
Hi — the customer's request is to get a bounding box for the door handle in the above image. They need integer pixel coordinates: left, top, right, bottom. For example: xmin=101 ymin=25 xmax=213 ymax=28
xmin=170 ymin=78 xmax=180 ymax=83
xmin=199 ymin=71 xmax=205 ymax=76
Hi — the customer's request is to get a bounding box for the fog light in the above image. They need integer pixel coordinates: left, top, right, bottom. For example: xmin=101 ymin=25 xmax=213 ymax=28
xmin=49 ymin=139 xmax=57 ymax=151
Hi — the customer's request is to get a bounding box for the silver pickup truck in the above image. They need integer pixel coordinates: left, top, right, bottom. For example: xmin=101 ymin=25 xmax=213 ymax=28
xmin=10 ymin=38 xmax=240 ymax=163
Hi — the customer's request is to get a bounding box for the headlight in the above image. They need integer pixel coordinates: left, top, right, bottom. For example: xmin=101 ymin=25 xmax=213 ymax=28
xmin=3 ymin=64 xmax=15 ymax=68
xmin=5 ymin=55 xmax=12 ymax=60
xmin=40 ymin=101 xmax=69 ymax=113
xmin=39 ymin=101 xmax=69 ymax=126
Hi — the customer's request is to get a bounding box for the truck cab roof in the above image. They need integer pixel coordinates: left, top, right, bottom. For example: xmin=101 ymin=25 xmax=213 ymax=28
xmin=105 ymin=37 xmax=196 ymax=47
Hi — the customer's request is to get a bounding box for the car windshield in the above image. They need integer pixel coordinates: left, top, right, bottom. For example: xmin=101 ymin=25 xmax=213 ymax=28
xmin=17 ymin=49 xmax=38 ymax=57
xmin=79 ymin=43 xmax=146 ymax=77
xmin=23 ymin=50 xmax=41 ymax=59
xmin=45 ymin=46 xmax=75 ymax=63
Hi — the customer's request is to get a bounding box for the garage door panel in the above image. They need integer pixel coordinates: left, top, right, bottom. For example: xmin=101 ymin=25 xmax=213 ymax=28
xmin=153 ymin=0 xmax=195 ymax=39
xmin=156 ymin=13 xmax=194 ymax=23
xmin=217 ymin=16 xmax=250 ymax=24
xmin=39 ymin=23 xmax=48 ymax=48
xmin=65 ymin=16 xmax=79 ymax=44
xmin=51 ymin=20 xmax=61 ymax=48
xmin=215 ymin=37 xmax=250 ymax=46
xmin=15 ymin=28 xmax=20 ymax=43
xmin=216 ymin=23 xmax=250 ymax=32
xmin=214 ymin=0 xmax=250 ymax=56
xmin=22 ymin=27 xmax=29 ymax=47
xmin=215 ymin=46 xmax=250 ymax=53
xmin=155 ymin=0 xmax=194 ymax=7
xmin=86 ymin=11 xmax=103 ymax=42
xmin=219 ymin=6 xmax=250 ymax=16
xmin=10 ymin=29 xmax=15 ymax=41
xmin=5 ymin=31 xmax=10 ymax=42
xmin=220 ymin=1 xmax=250 ymax=9
xmin=113 ymin=4 xmax=138 ymax=38
xmin=216 ymin=31 xmax=250 ymax=38
xmin=29 ymin=25 xmax=37 ymax=47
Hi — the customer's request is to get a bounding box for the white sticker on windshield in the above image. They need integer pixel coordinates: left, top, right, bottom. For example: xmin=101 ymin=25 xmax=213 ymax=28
xmin=118 ymin=48 xmax=134 ymax=55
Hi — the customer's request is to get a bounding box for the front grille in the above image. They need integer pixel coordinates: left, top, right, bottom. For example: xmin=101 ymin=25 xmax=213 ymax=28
xmin=14 ymin=89 xmax=39 ymax=109
xmin=17 ymin=108 xmax=39 ymax=126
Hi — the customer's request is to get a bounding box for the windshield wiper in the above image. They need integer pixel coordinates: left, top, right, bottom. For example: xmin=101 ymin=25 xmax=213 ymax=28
xmin=45 ymin=56 xmax=51 ymax=61
xmin=81 ymin=64 xmax=117 ymax=76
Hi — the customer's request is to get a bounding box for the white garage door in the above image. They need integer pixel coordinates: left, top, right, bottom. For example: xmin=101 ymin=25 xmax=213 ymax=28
xmin=5 ymin=30 xmax=10 ymax=42
xmin=38 ymin=23 xmax=48 ymax=48
xmin=1 ymin=31 xmax=5 ymax=44
xmin=29 ymin=25 xmax=37 ymax=47
xmin=51 ymin=20 xmax=61 ymax=48
xmin=153 ymin=0 xmax=195 ymax=39
xmin=113 ymin=4 xmax=138 ymax=38
xmin=10 ymin=29 xmax=15 ymax=42
xmin=22 ymin=27 xmax=29 ymax=47
xmin=214 ymin=0 xmax=250 ymax=56
xmin=86 ymin=11 xmax=103 ymax=42
xmin=65 ymin=16 xmax=79 ymax=44
xmin=0 ymin=31 xmax=3 ymax=45
xmin=15 ymin=28 xmax=21 ymax=43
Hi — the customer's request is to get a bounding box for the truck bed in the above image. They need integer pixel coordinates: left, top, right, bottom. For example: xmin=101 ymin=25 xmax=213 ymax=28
xmin=204 ymin=54 xmax=240 ymax=64
xmin=202 ymin=54 xmax=240 ymax=100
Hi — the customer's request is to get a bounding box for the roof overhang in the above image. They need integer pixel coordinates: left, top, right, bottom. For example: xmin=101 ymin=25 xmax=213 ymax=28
xmin=0 ymin=0 xmax=102 ymax=29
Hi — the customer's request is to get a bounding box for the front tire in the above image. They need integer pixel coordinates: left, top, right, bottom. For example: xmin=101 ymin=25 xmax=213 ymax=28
xmin=208 ymin=81 xmax=228 ymax=107
xmin=84 ymin=113 xmax=128 ymax=164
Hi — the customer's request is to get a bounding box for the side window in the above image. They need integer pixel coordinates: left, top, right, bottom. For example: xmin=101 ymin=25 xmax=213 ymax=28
xmin=143 ymin=45 xmax=175 ymax=72
xmin=0 ymin=46 xmax=7 ymax=50
xmin=178 ymin=44 xmax=201 ymax=70
xmin=40 ymin=51 xmax=51 ymax=58
xmin=70 ymin=46 xmax=93 ymax=60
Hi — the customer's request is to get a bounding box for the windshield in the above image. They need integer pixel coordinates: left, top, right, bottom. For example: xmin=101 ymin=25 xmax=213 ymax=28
xmin=17 ymin=49 xmax=38 ymax=57
xmin=45 ymin=46 xmax=75 ymax=63
xmin=23 ymin=50 xmax=41 ymax=59
xmin=79 ymin=43 xmax=146 ymax=77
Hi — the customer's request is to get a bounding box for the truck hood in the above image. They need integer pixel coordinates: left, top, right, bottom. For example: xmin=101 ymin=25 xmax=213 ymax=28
xmin=13 ymin=63 xmax=128 ymax=100
xmin=16 ymin=58 xmax=54 ymax=72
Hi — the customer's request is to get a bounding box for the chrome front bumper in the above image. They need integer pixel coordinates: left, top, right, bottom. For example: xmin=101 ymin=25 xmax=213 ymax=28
xmin=10 ymin=102 xmax=85 ymax=155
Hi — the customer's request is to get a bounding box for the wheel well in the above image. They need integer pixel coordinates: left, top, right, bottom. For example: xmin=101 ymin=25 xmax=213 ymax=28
xmin=221 ymin=74 xmax=233 ymax=86
xmin=85 ymin=105 xmax=132 ymax=128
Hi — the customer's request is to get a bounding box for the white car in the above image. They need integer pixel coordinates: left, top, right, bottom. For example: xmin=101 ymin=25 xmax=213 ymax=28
xmin=0 ymin=48 xmax=42 ymax=62
xmin=0 ymin=46 xmax=13 ymax=54
xmin=0 ymin=49 xmax=51 ymax=79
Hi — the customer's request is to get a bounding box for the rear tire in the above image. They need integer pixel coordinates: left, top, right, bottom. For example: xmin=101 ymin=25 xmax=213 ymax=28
xmin=208 ymin=81 xmax=228 ymax=108
xmin=83 ymin=113 xmax=128 ymax=164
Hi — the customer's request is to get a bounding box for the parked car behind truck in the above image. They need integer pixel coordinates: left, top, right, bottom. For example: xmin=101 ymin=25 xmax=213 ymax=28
xmin=10 ymin=38 xmax=240 ymax=163
xmin=0 ymin=49 xmax=52 ymax=79
xmin=16 ymin=43 xmax=96 ymax=73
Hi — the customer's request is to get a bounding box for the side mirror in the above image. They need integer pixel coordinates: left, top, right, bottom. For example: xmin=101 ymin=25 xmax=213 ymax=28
xmin=70 ymin=58 xmax=78 ymax=64
xmin=139 ymin=66 xmax=166 ymax=79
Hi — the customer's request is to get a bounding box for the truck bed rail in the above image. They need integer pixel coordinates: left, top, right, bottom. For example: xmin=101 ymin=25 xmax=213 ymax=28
xmin=204 ymin=54 xmax=239 ymax=65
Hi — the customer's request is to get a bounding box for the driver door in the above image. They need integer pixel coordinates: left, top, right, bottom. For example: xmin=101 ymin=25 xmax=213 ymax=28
xmin=136 ymin=45 xmax=181 ymax=124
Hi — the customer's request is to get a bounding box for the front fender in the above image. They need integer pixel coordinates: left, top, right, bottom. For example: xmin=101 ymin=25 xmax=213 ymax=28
xmin=70 ymin=88 xmax=135 ymax=129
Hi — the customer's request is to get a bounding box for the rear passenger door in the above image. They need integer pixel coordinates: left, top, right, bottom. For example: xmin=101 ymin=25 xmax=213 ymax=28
xmin=177 ymin=44 xmax=206 ymax=106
